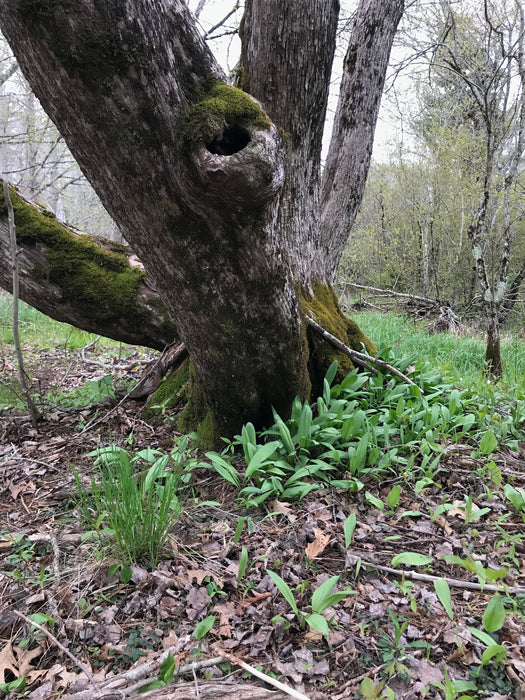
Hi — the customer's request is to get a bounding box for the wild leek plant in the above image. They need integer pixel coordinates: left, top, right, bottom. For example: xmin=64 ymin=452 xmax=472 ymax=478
xmin=72 ymin=446 xmax=183 ymax=567
xmin=206 ymin=350 xmax=524 ymax=507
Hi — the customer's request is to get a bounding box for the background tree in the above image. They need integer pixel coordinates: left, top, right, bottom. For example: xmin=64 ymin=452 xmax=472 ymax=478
xmin=341 ymin=0 xmax=525 ymax=361
xmin=0 ymin=0 xmax=404 ymax=440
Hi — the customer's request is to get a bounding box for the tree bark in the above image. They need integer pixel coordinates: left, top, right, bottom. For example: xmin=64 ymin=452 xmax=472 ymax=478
xmin=320 ymin=0 xmax=405 ymax=280
xmin=0 ymin=0 xmax=404 ymax=439
xmin=0 ymin=185 xmax=177 ymax=350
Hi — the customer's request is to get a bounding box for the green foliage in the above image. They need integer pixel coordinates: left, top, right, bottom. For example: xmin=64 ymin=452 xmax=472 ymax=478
xmin=267 ymin=570 xmax=354 ymax=638
xmin=49 ymin=374 xmax=116 ymax=408
xmin=194 ymin=615 xmax=215 ymax=640
xmin=139 ymin=652 xmax=176 ymax=693
xmin=206 ymin=347 xmax=524 ymax=507
xmin=434 ymin=579 xmax=454 ymax=620
xmin=351 ymin=312 xmax=525 ymax=391
xmin=72 ymin=445 xmax=185 ymax=566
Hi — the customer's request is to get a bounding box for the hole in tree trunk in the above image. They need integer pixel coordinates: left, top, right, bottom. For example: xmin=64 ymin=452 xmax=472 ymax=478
xmin=206 ymin=125 xmax=251 ymax=155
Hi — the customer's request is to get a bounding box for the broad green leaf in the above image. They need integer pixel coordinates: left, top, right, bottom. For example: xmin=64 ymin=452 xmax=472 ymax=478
xmin=434 ymin=579 xmax=454 ymax=620
xmin=504 ymin=483 xmax=525 ymax=512
xmin=482 ymin=594 xmax=505 ymax=632
xmin=391 ymin=552 xmax=433 ymax=567
xmin=266 ymin=570 xmax=299 ymax=617
xmin=272 ymin=411 xmax=295 ymax=454
xmin=194 ymin=615 xmax=215 ymax=640
xmin=365 ymin=491 xmax=384 ymax=510
xmin=343 ymin=513 xmax=357 ymax=548
xmin=0 ymin=677 xmax=26 ymax=692
xmin=468 ymin=626 xmax=497 ymax=647
xmin=245 ymin=441 xmax=279 ymax=480
xmin=305 ymin=613 xmax=330 ymax=638
xmin=158 ymin=652 xmax=176 ymax=683
xmin=205 ymin=452 xmax=240 ymax=487
xmin=485 ymin=567 xmax=507 ymax=581
xmin=359 ymin=677 xmax=384 ymax=699
xmin=238 ymin=546 xmax=249 ymax=582
xmin=311 ymin=576 xmax=340 ymax=613
xmin=139 ymin=681 xmax=166 ymax=693
xmin=297 ymin=404 xmax=313 ymax=442
xmin=143 ymin=455 xmax=170 ymax=493
xmin=479 ymin=429 xmax=498 ymax=455
xmin=325 ymin=361 xmax=338 ymax=387
xmin=120 ymin=564 xmax=133 ymax=583
xmin=480 ymin=644 xmax=507 ymax=665
xmin=386 ymin=485 xmax=401 ymax=510
xmin=350 ymin=433 xmax=369 ymax=474
xmin=233 ymin=517 xmax=244 ymax=545
xmin=28 ymin=613 xmax=56 ymax=627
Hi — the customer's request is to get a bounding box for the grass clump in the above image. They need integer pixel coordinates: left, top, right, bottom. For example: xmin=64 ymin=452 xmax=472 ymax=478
xmin=352 ymin=310 xmax=525 ymax=393
xmin=72 ymin=446 xmax=185 ymax=567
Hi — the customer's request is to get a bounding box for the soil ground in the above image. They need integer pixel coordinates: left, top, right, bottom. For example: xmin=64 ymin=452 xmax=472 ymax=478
xmin=1 ymin=343 xmax=524 ymax=699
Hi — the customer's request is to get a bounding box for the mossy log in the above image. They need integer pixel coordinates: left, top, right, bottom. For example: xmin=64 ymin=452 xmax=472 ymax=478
xmin=0 ymin=185 xmax=177 ymax=350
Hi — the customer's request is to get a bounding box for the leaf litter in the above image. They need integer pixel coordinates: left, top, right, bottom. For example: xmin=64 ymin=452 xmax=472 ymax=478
xmin=0 ymin=342 xmax=524 ymax=699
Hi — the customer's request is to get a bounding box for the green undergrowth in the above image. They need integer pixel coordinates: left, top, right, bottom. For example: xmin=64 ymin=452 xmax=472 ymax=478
xmin=204 ymin=350 xmax=524 ymax=508
xmin=352 ymin=310 xmax=525 ymax=394
xmin=0 ymin=296 xmax=118 ymax=351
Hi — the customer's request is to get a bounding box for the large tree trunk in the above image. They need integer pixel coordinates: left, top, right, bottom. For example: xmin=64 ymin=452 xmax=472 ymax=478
xmin=0 ymin=0 xmax=404 ymax=440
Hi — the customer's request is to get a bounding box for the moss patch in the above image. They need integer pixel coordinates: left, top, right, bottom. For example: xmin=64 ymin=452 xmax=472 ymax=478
xmin=0 ymin=186 xmax=146 ymax=325
xmin=176 ymin=363 xmax=221 ymax=449
xmin=302 ymin=282 xmax=377 ymax=395
xmin=182 ymin=80 xmax=270 ymax=150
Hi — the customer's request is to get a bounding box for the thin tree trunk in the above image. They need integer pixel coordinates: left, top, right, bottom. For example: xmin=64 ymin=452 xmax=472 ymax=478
xmin=2 ymin=179 xmax=39 ymax=425
xmin=485 ymin=306 xmax=503 ymax=379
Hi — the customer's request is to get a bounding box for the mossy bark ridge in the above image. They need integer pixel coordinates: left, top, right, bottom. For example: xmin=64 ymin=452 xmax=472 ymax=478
xmin=0 ymin=0 xmax=404 ymax=441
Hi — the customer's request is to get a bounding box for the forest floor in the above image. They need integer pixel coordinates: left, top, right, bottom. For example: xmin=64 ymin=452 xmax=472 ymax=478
xmin=1 ymin=340 xmax=525 ymax=700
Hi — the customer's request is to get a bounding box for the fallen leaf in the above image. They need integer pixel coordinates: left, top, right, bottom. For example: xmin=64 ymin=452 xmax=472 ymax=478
xmin=0 ymin=642 xmax=18 ymax=683
xmin=213 ymin=601 xmax=237 ymax=638
xmin=271 ymin=500 xmax=297 ymax=523
xmin=305 ymin=528 xmax=332 ymax=560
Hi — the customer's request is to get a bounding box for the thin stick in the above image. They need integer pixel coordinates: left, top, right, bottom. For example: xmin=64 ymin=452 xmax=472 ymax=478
xmin=217 ymin=651 xmax=311 ymax=700
xmin=307 ymin=316 xmax=423 ymax=393
xmin=125 ymin=657 xmax=225 ymax=695
xmin=13 ymin=610 xmax=100 ymax=694
xmin=343 ymin=282 xmax=439 ymax=305
xmin=345 ymin=552 xmax=525 ymax=594
xmin=2 ymin=180 xmax=39 ymax=425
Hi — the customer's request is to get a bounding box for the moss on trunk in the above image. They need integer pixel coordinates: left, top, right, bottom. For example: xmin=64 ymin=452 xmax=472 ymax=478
xmin=145 ymin=281 xmax=376 ymax=447
xmin=0 ymin=185 xmax=177 ymax=338
xmin=301 ymin=282 xmax=377 ymax=397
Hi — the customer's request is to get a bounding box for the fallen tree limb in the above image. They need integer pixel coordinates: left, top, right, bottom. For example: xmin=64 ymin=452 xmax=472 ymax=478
xmin=0 ymin=183 xmax=177 ymax=350
xmin=13 ymin=610 xmax=101 ymax=695
xmin=342 ymin=282 xmax=439 ymax=306
xmin=344 ymin=550 xmax=525 ymax=594
xmin=306 ymin=316 xmax=423 ymax=393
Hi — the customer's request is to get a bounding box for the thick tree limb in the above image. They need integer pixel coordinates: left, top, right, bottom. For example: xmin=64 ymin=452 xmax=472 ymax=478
xmin=240 ymin=0 xmax=339 ymax=284
xmin=0 ymin=185 xmax=177 ymax=350
xmin=320 ymin=0 xmax=405 ymax=279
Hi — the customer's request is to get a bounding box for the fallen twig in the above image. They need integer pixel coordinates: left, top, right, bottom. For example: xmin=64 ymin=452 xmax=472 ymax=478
xmin=344 ymin=551 xmax=525 ymax=594
xmin=306 ymin=316 xmax=423 ymax=393
xmin=13 ymin=610 xmax=101 ymax=695
xmin=217 ymin=651 xmax=310 ymax=700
